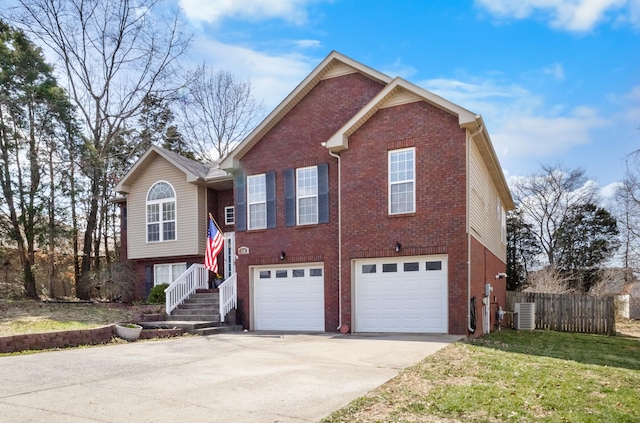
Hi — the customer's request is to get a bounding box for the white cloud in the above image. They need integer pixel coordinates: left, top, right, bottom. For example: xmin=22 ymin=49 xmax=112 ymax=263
xmin=475 ymin=0 xmax=638 ymax=32
xmin=600 ymin=181 xmax=622 ymax=200
xmin=190 ymin=38 xmax=317 ymax=109
xmin=380 ymin=59 xmax=417 ymax=79
xmin=295 ymin=39 xmax=322 ymax=48
xmin=542 ymin=63 xmax=565 ymax=81
xmin=420 ymin=77 xmax=609 ymax=160
xmin=179 ymin=0 xmax=324 ymax=24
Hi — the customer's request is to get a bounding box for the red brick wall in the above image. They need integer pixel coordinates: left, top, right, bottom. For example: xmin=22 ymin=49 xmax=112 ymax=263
xmin=235 ymin=73 xmax=385 ymax=330
xmin=470 ymin=235 xmax=507 ymax=337
xmin=341 ymin=101 xmax=469 ymax=334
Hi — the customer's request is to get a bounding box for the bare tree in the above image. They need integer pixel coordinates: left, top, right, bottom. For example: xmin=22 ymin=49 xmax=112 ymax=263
xmin=511 ymin=164 xmax=598 ymax=268
xmin=7 ymin=0 xmax=190 ymax=298
xmin=615 ymin=149 xmax=640 ymax=273
xmin=178 ymin=66 xmax=263 ymax=161
xmin=523 ymin=267 xmax=575 ymax=294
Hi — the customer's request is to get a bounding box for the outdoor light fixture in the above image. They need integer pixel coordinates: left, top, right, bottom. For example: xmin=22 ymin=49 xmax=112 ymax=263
xmin=395 ymin=242 xmax=401 ymax=252
xmin=280 ymin=251 xmax=286 ymax=260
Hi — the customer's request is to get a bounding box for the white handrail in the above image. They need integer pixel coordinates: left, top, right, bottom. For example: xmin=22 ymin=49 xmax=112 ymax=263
xmin=218 ymin=273 xmax=237 ymax=323
xmin=164 ymin=264 xmax=209 ymax=315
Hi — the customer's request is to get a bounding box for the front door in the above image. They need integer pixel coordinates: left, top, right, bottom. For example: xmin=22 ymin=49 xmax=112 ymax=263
xmin=224 ymin=232 xmax=236 ymax=280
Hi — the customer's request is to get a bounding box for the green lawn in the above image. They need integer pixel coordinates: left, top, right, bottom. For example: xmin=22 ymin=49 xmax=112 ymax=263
xmin=323 ymin=329 xmax=640 ymax=422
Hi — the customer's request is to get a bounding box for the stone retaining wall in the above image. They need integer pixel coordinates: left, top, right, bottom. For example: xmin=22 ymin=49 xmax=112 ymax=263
xmin=0 ymin=325 xmax=115 ymax=353
xmin=0 ymin=326 xmax=185 ymax=353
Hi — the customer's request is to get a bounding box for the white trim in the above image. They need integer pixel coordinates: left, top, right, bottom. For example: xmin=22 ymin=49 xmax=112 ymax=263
xmin=247 ymin=174 xmax=267 ymax=230
xmin=224 ymin=232 xmax=236 ymax=280
xmin=388 ymin=147 xmax=416 ymax=215
xmin=224 ymin=206 xmax=235 ymax=225
xmin=145 ymin=181 xmax=177 ymax=243
xmin=296 ymin=166 xmax=318 ymax=225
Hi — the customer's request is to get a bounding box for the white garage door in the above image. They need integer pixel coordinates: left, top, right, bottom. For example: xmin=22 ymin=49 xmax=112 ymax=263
xmin=253 ymin=264 xmax=325 ymax=331
xmin=355 ymin=255 xmax=448 ymax=333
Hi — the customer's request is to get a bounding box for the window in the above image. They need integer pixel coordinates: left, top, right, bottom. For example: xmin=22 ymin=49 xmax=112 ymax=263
xmin=426 ymin=261 xmax=442 ymax=271
xmin=362 ymin=264 xmax=377 ymax=274
xmin=147 ymin=182 xmax=176 ymax=242
xmin=310 ymin=268 xmax=323 ymax=277
xmin=225 ymin=206 xmax=235 ymax=225
xmin=248 ymin=174 xmax=267 ymax=230
xmin=276 ymin=270 xmax=288 ymax=278
xmin=383 ymin=263 xmax=398 ymax=273
xmin=404 ymin=262 xmax=419 ymax=272
xmin=297 ymin=166 xmax=318 ymax=225
xmin=285 ymin=164 xmax=328 ymax=227
xmin=292 ymin=269 xmax=305 ymax=277
xmin=154 ymin=263 xmax=186 ymax=286
xmin=389 ymin=148 xmax=415 ymax=214
xmin=259 ymin=270 xmax=271 ymax=279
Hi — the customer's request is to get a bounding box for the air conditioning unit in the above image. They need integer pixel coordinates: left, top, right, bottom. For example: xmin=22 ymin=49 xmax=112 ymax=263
xmin=513 ymin=302 xmax=535 ymax=330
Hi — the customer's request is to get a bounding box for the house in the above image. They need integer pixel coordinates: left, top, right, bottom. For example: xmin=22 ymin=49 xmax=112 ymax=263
xmin=115 ymin=51 xmax=514 ymax=336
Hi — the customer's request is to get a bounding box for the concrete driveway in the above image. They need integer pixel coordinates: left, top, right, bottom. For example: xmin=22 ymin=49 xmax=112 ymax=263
xmin=0 ymin=332 xmax=461 ymax=422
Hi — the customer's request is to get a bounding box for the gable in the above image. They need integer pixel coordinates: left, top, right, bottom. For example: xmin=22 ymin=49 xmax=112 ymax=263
xmin=115 ymin=145 xmax=210 ymax=194
xmin=219 ymin=51 xmax=392 ymax=170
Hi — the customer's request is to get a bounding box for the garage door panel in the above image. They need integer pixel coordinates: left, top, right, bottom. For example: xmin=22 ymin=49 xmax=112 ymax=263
xmin=254 ymin=264 xmax=325 ymax=331
xmin=355 ymin=255 xmax=448 ymax=333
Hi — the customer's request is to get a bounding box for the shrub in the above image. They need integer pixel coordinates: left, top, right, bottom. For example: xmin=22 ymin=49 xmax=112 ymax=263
xmin=147 ymin=284 xmax=169 ymax=304
xmin=83 ymin=261 xmax=137 ymax=301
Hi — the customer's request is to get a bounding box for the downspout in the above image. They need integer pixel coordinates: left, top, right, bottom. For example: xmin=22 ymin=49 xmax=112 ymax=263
xmin=467 ymin=122 xmax=483 ymax=334
xmin=328 ymin=150 xmax=343 ymax=330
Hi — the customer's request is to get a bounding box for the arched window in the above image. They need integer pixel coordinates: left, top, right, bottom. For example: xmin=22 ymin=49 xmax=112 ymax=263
xmin=147 ymin=181 xmax=176 ymax=242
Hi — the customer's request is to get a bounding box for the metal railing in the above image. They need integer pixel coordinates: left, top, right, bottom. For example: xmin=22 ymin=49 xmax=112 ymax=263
xmin=164 ymin=264 xmax=209 ymax=316
xmin=218 ymin=273 xmax=237 ymax=323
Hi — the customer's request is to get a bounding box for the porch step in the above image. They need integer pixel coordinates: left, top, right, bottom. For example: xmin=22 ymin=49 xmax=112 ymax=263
xmin=141 ymin=321 xmax=243 ymax=335
xmin=163 ymin=291 xmax=239 ymax=334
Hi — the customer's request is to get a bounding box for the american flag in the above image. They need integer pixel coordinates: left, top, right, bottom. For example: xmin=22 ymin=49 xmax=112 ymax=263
xmin=204 ymin=216 xmax=224 ymax=273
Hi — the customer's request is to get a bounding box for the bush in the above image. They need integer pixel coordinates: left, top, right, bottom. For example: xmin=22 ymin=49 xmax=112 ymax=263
xmin=83 ymin=261 xmax=137 ymax=301
xmin=147 ymin=283 xmax=169 ymax=304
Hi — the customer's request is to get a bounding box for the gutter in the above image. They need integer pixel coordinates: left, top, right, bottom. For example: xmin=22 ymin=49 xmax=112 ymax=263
xmin=328 ymin=149 xmax=343 ymax=330
xmin=467 ymin=120 xmax=483 ymax=334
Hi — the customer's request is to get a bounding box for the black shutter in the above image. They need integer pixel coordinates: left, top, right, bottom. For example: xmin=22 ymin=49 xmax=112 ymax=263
xmin=144 ymin=265 xmax=153 ymax=297
xmin=284 ymin=168 xmax=296 ymax=227
xmin=266 ymin=171 xmax=276 ymax=229
xmin=318 ymin=163 xmax=329 ymax=224
xmin=235 ymin=170 xmax=246 ymax=231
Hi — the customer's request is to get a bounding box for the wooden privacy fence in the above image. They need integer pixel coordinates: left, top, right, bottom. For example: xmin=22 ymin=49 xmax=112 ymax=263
xmin=506 ymin=291 xmax=616 ymax=335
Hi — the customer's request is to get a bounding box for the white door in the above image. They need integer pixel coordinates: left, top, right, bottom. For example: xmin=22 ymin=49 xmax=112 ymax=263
xmin=224 ymin=232 xmax=236 ymax=280
xmin=355 ymin=255 xmax=448 ymax=333
xmin=253 ymin=264 xmax=325 ymax=331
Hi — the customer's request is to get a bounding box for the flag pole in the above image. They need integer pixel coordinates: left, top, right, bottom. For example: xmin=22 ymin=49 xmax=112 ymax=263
xmin=209 ymin=213 xmax=224 ymax=236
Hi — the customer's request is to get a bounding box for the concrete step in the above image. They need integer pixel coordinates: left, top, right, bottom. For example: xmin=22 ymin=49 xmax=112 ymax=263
xmin=194 ymin=325 xmax=244 ymax=336
xmin=169 ymin=314 xmax=220 ymax=322
xmin=141 ymin=321 xmax=241 ymax=335
xmin=178 ymin=302 xmax=219 ymax=309
xmin=171 ymin=308 xmax=218 ymax=316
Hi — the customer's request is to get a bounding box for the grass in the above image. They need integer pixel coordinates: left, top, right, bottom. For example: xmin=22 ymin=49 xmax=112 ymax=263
xmin=323 ymin=325 xmax=640 ymax=423
xmin=0 ymin=299 xmax=158 ymax=336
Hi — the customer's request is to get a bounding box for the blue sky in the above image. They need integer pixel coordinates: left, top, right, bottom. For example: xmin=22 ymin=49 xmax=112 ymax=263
xmin=174 ymin=0 xmax=639 ymax=196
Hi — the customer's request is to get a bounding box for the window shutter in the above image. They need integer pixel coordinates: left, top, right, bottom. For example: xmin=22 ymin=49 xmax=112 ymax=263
xmin=144 ymin=265 xmax=153 ymax=297
xmin=266 ymin=171 xmax=276 ymax=229
xmin=318 ymin=163 xmax=329 ymax=224
xmin=284 ymin=168 xmax=296 ymax=226
xmin=235 ymin=170 xmax=246 ymax=231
